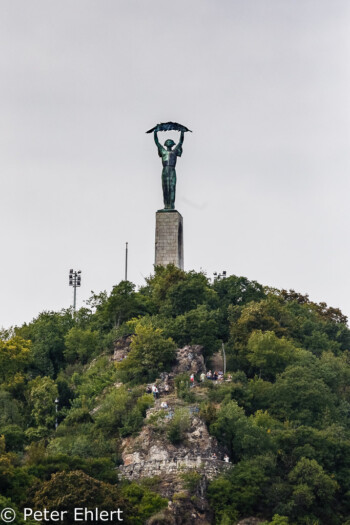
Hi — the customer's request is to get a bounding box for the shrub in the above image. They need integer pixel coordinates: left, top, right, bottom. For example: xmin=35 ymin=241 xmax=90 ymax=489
xmin=116 ymin=321 xmax=176 ymax=384
xmin=167 ymin=408 xmax=190 ymax=444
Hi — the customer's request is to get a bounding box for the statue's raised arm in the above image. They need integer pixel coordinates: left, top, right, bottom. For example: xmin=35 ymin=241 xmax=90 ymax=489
xmin=174 ymin=130 xmax=184 ymax=157
xmin=179 ymin=130 xmax=185 ymax=146
xmin=154 ymin=130 xmax=165 ymax=158
xmin=154 ymin=130 xmax=161 ymax=148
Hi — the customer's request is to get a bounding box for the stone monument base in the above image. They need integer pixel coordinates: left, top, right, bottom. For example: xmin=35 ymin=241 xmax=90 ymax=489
xmin=155 ymin=210 xmax=184 ymax=269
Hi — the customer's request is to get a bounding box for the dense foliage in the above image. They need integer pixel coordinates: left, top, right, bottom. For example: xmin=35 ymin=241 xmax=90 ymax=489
xmin=1 ymin=265 xmax=350 ymax=524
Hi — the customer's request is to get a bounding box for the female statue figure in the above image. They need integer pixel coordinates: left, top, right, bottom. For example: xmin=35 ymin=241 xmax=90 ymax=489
xmin=154 ymin=130 xmax=185 ymax=210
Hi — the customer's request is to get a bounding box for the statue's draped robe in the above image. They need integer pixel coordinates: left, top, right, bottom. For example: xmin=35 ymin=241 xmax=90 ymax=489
xmin=157 ymin=143 xmax=182 ymax=209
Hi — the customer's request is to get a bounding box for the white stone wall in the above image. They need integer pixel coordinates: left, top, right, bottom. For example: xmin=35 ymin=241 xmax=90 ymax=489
xmin=119 ymin=457 xmax=231 ymax=481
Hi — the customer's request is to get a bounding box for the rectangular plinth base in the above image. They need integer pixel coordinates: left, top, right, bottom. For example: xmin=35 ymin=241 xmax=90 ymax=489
xmin=155 ymin=211 xmax=184 ymax=270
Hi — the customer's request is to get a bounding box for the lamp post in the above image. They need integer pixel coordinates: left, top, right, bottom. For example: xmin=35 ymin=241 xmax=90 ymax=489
xmin=222 ymin=343 xmax=226 ymax=375
xmin=69 ymin=269 xmax=82 ymax=312
xmin=54 ymin=397 xmax=59 ymax=430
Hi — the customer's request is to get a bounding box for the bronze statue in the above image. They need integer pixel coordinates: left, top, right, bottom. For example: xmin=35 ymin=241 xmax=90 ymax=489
xmin=146 ymin=122 xmax=191 ymax=210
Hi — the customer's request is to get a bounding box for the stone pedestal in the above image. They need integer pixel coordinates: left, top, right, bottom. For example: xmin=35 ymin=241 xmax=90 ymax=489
xmin=155 ymin=211 xmax=184 ymax=269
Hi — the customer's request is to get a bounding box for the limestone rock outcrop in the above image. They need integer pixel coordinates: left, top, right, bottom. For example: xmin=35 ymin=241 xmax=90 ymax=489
xmin=114 ymin=341 xmax=230 ymax=523
xmin=172 ymin=345 xmax=206 ymax=376
xmin=121 ymin=415 xmax=220 ymax=476
xmin=111 ymin=335 xmax=131 ymax=361
xmin=119 ymin=404 xmax=229 ymax=524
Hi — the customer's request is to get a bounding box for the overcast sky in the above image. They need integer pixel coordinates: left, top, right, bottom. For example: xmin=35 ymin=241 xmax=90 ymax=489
xmin=0 ymin=0 xmax=349 ymax=328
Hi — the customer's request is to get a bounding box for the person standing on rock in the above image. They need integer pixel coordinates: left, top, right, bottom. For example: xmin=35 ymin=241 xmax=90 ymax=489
xmin=190 ymin=373 xmax=195 ymax=386
xmin=152 ymin=384 xmax=159 ymax=399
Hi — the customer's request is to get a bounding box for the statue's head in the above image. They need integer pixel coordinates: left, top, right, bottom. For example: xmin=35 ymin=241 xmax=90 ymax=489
xmin=164 ymin=139 xmax=175 ymax=149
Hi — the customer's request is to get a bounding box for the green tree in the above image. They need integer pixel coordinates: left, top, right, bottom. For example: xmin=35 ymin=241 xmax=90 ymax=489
xmin=210 ymin=400 xmax=274 ymax=461
xmin=206 ymin=477 xmax=239 ymax=523
xmin=28 ymin=376 xmax=58 ymax=429
xmin=208 ymin=454 xmax=275 ymax=520
xmin=164 ymin=271 xmax=216 ymax=316
xmin=316 ymin=351 xmax=350 ymax=399
xmin=165 ymin=305 xmax=222 ymax=357
xmin=94 ymin=386 xmax=137 ymax=435
xmin=167 ymin=408 xmax=191 ymax=444
xmin=269 ymin=365 xmax=338 ymax=426
xmin=246 ymin=331 xmax=312 ymax=380
xmin=213 ymin=275 xmax=265 ymax=307
xmin=287 ymin=457 xmax=338 ymax=522
xmin=0 ymin=336 xmax=31 ymax=388
xmin=71 ymin=355 xmax=116 ymax=402
xmin=25 ymin=310 xmax=74 ymax=376
xmin=0 ymin=390 xmax=24 ymax=427
xmin=64 ymin=327 xmax=100 ymax=364
xmin=120 ymin=482 xmax=168 ymax=525
xmin=142 ymin=264 xmax=187 ymax=311
xmin=228 ymin=296 xmax=291 ymax=372
xmin=117 ymin=320 xmax=176 ymax=383
xmin=32 ymin=470 xmax=129 ymax=524
xmin=142 ymin=265 xmax=216 ymax=316
xmin=87 ymin=281 xmax=150 ymax=332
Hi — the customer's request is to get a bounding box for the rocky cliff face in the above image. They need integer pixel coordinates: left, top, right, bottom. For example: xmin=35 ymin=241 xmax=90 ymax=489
xmin=172 ymin=345 xmax=206 ymax=376
xmin=117 ymin=344 xmax=231 ymax=524
xmin=120 ymin=403 xmax=227 ymax=484
xmin=112 ymin=335 xmax=132 ymax=361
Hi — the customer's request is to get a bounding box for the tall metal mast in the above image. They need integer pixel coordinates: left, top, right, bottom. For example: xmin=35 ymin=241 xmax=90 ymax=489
xmin=69 ymin=269 xmax=82 ymax=312
xmin=125 ymin=242 xmax=128 ymax=281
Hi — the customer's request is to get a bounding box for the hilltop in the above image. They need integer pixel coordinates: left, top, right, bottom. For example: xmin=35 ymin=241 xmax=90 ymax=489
xmin=1 ymin=265 xmax=350 ymax=524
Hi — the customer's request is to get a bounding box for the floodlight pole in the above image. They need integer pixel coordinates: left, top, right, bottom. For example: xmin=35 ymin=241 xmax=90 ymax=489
xmin=73 ymin=285 xmax=77 ymax=311
xmin=69 ymin=269 xmax=82 ymax=313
